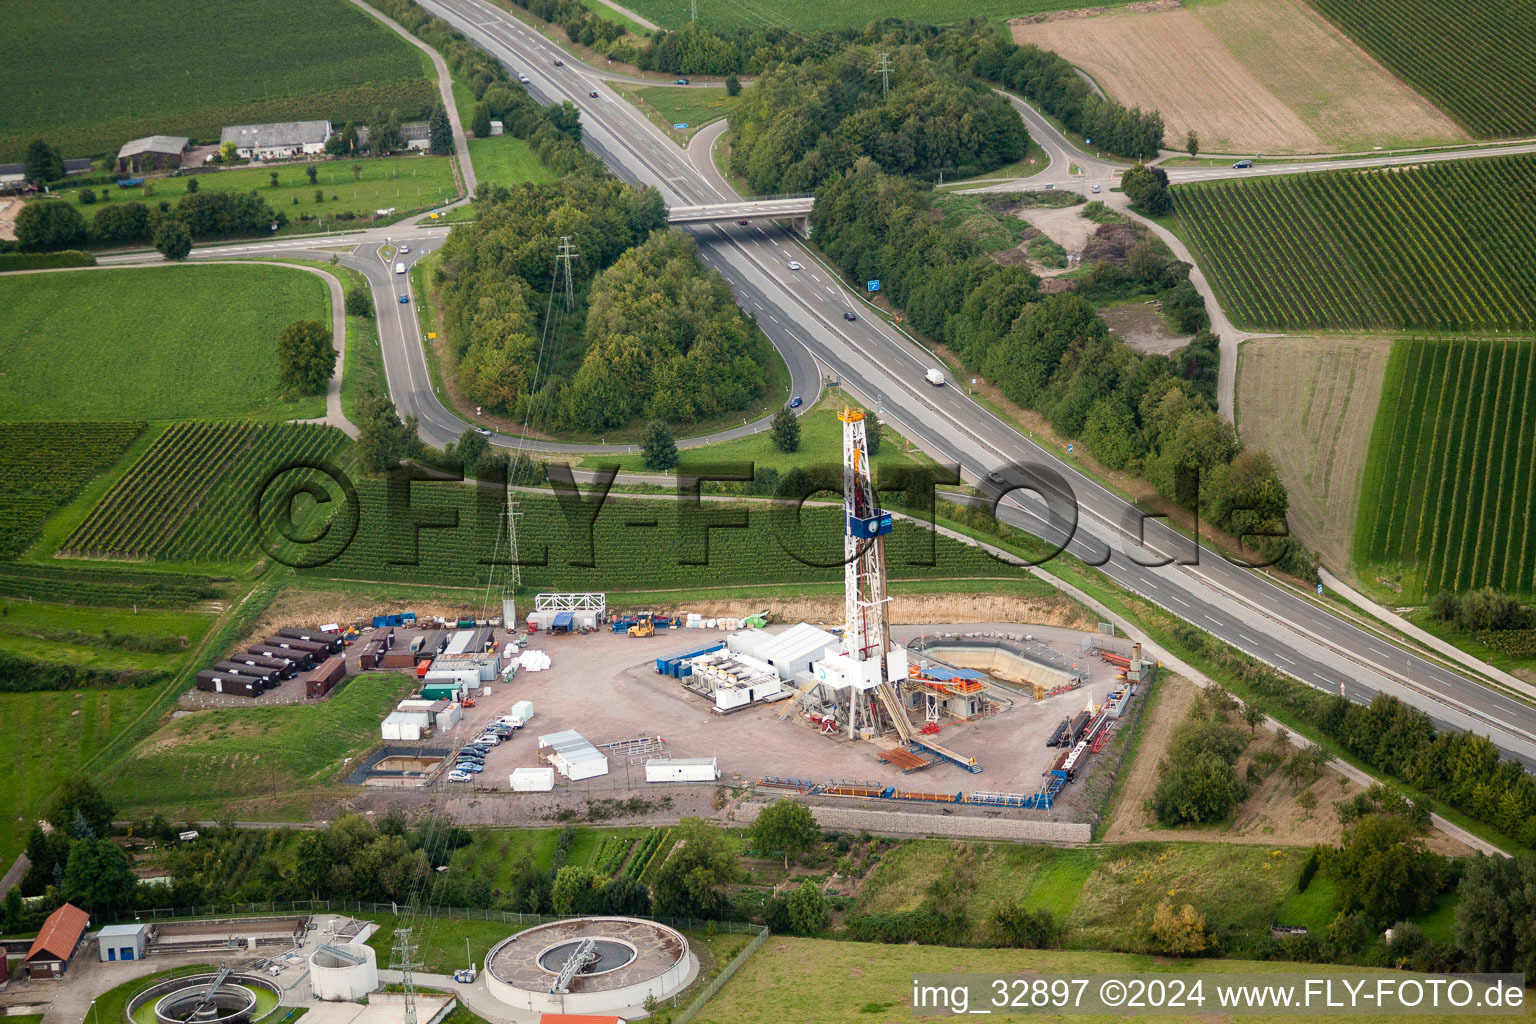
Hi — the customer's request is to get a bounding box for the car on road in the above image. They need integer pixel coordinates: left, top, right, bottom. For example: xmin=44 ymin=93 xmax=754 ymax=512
xmin=842 ymin=311 xmax=857 ymax=321
xmin=589 ymin=90 xmax=599 ymax=98
xmin=786 ymin=260 xmax=802 ymax=270
xmin=789 ymin=396 xmax=802 ymax=408
xmin=399 ymin=294 xmax=409 ymax=303
xmin=554 ymin=59 xmax=564 ymax=66
xmin=518 ymin=74 xmax=531 ymax=84
xmin=674 ymin=78 xmax=690 ymax=85
xmin=446 ymin=770 xmax=472 ymax=783
xmin=1233 ymin=159 xmax=1253 ymax=168
xmin=986 ymin=471 xmax=1007 ymax=485
xmin=475 ymin=426 xmax=493 ymax=437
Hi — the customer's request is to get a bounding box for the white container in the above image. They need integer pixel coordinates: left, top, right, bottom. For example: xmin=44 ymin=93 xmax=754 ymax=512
xmin=510 ymin=767 xmax=555 ymax=792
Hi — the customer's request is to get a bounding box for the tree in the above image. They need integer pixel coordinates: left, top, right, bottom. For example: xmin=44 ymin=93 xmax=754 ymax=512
xmin=638 ymin=419 xmax=679 ymax=471
xmin=276 ymin=319 xmax=336 ymax=395
xmin=1185 ymin=130 xmax=1200 ymax=159
xmin=47 ymin=776 xmax=115 ymax=837
xmin=306 ymin=165 xmax=319 ymax=185
xmin=62 ymin=838 xmax=138 ymax=915
xmin=1454 ymin=854 xmax=1536 ymax=975
xmin=785 ymin=880 xmax=828 ymax=935
xmin=771 ymin=407 xmax=800 ymax=453
xmin=551 ymin=865 xmax=602 ymax=915
xmin=23 ymin=139 xmax=65 ymax=184
xmin=429 ymin=102 xmax=454 ymax=156
xmin=724 ymin=73 xmax=741 ymax=97
xmin=1148 ymin=902 xmax=1208 ymax=953
xmin=15 ymin=201 xmax=87 ymax=250
xmin=651 ymin=818 xmax=740 ymax=918
xmin=345 ymin=286 xmax=374 ymax=318
xmin=749 ymin=799 xmax=819 ymax=869
xmin=1323 ymin=812 xmax=1443 ymax=925
xmin=355 ymin=387 xmax=420 ymax=472
xmin=864 ymin=408 xmax=883 ymax=455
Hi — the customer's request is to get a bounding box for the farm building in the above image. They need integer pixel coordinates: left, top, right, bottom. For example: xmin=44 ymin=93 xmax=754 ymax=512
xmin=307 ymin=657 xmax=347 ymax=698
xmin=402 ymin=123 xmax=431 ymax=150
xmin=97 ymin=923 xmax=149 ymax=963
xmin=538 ymin=730 xmax=608 ymax=781
xmin=116 ymin=136 xmax=189 ymax=174
xmin=221 ymin=121 xmax=333 ymax=159
xmin=23 ymin=903 xmax=89 ymax=979
xmin=195 ymin=670 xmax=262 ymax=697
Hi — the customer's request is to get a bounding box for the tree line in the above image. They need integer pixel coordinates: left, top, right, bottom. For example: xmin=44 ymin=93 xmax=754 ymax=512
xmin=811 ymin=161 xmax=1309 ymax=575
xmin=730 ymin=46 xmax=1028 ymax=194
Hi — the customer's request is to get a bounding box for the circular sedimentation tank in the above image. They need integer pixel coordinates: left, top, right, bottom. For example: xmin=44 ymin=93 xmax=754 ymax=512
xmin=484 ymin=917 xmax=692 ymax=1016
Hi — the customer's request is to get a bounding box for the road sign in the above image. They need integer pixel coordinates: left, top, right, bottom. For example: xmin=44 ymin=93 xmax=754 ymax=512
xmin=868 ymin=280 xmax=880 ymax=292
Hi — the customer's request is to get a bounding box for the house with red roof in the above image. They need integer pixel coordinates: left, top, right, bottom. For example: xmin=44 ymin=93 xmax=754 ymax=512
xmin=23 ymin=903 xmax=90 ymax=980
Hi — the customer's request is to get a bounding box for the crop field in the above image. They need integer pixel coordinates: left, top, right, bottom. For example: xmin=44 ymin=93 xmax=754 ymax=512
xmin=64 ymin=422 xmax=348 ymax=563
xmin=1306 ymin=0 xmax=1536 ymax=137
xmin=1173 ymin=154 xmax=1536 ymax=331
xmin=1354 ymin=337 xmax=1536 ymax=599
xmin=0 ymin=266 xmax=329 ymax=421
xmin=0 ymin=422 xmax=143 ymax=558
xmin=302 ymin=484 xmax=1008 ymax=591
xmin=104 ymin=671 xmax=418 ymax=816
xmin=621 ymin=0 xmax=1138 ymax=32
xmin=1011 ymin=0 xmax=1465 ymax=154
xmin=46 ymin=155 xmax=459 ymax=234
xmin=2 ymin=0 xmax=435 ymax=162
xmin=0 ymin=562 xmax=225 ymax=608
xmin=0 ymin=686 xmax=162 ymax=863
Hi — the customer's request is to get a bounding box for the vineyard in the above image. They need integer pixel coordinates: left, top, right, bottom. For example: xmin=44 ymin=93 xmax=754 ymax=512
xmin=0 ymin=422 xmax=142 ymax=558
xmin=0 ymin=563 xmax=226 ymax=608
xmin=302 ymin=482 xmax=1011 ymax=590
xmin=1306 ymin=0 xmax=1536 ymax=137
xmin=1173 ymin=154 xmax=1536 ymax=331
xmin=64 ymin=422 xmax=348 ymax=563
xmin=1354 ymin=338 xmax=1536 ymax=600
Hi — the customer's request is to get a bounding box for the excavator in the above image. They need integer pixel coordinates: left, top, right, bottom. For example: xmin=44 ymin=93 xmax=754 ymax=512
xmin=627 ymin=611 xmax=655 ymax=638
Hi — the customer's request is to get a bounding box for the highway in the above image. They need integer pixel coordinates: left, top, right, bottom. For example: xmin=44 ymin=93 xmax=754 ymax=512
xmin=96 ymin=0 xmax=1536 ymax=766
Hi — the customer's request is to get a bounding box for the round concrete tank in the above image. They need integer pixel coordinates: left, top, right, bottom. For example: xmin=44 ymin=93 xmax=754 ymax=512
xmin=308 ymin=942 xmax=379 ymax=1001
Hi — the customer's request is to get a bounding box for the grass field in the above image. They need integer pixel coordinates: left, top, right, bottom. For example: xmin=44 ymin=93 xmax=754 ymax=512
xmin=41 ymin=155 xmax=459 ymax=236
xmin=0 ymin=686 xmax=163 ymax=863
xmin=1306 ymin=0 xmax=1536 ymax=138
xmin=0 ymin=422 xmax=143 ymax=558
xmin=1354 ymin=337 xmax=1536 ymax=600
xmin=1012 ymin=0 xmax=1465 ymax=154
xmin=103 ymin=671 xmax=418 ymax=817
xmin=1235 ymin=336 xmax=1393 ymax=569
xmin=0 ymin=266 xmax=328 ymax=421
xmin=1173 ymin=153 xmax=1536 ymax=331
xmin=622 ymin=0 xmax=1138 ymax=32
xmin=2 ymin=0 xmax=434 ymax=162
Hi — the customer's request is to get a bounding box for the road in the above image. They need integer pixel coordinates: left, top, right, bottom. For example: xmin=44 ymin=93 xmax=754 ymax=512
xmin=96 ymin=0 xmax=1536 ymax=767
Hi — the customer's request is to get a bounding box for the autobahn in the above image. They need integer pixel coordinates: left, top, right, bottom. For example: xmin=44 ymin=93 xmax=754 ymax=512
xmin=96 ymin=0 xmax=1536 ymax=765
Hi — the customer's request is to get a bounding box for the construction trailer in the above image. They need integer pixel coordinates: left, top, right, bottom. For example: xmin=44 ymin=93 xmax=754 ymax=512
xmin=249 ymin=644 xmax=311 ymax=670
xmin=538 ymin=729 xmax=609 ymax=780
xmin=726 ymin=623 xmax=839 ymax=679
xmin=307 ymin=657 xmax=347 ymax=698
xmin=645 ymin=757 xmax=720 ymax=783
xmin=278 ymin=627 xmax=344 ymax=654
xmin=195 ymin=670 xmax=262 ymax=697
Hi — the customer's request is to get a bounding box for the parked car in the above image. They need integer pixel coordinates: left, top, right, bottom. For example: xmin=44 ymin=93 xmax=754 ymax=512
xmin=789 ymin=396 xmax=802 ymax=408
xmin=475 ymin=426 xmax=493 ymax=436
xmin=674 ymin=78 xmax=690 ymax=85
xmin=786 ymin=260 xmax=802 ymax=270
xmin=1233 ymin=159 xmax=1253 ymax=168
xmin=842 ymin=311 xmax=857 ymax=321
xmin=446 ymin=770 xmax=472 ymax=782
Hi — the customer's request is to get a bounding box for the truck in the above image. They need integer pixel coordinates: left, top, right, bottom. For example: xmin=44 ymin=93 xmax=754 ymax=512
xmin=925 ymin=368 xmax=945 ymax=387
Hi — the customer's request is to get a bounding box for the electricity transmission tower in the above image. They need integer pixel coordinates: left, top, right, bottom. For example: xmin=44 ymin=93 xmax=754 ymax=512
xmin=876 ymin=53 xmax=893 ymax=99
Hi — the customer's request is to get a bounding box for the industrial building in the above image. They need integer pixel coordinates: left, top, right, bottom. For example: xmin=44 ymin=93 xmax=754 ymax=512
xmin=23 ymin=903 xmax=89 ymax=979
xmin=97 ymin=923 xmax=149 ymax=962
xmin=538 ymin=730 xmax=609 ymax=780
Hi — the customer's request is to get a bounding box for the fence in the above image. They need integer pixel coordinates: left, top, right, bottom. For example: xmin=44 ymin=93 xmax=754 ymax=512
xmin=675 ymin=925 xmax=771 ymax=1024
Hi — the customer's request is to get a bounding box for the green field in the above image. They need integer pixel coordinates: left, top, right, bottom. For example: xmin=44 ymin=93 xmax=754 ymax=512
xmin=103 ymin=671 xmax=418 ymax=816
xmin=0 ymin=266 xmax=329 ymax=421
xmin=692 ymin=938 xmax=1513 ymax=1023
xmin=1354 ymin=337 xmax=1536 ymax=598
xmin=43 ymin=155 xmax=459 ymax=235
xmin=1306 ymin=0 xmax=1536 ymax=138
xmin=622 ymin=0 xmax=1137 ymax=31
xmin=466 ymin=135 xmax=557 ymax=189
xmin=0 ymin=686 xmax=163 ymax=863
xmin=1173 ymin=154 xmax=1536 ymax=331
xmin=63 ymin=422 xmax=349 ymax=564
xmin=3 ymin=0 xmax=434 ymax=162
xmin=0 ymin=422 xmax=143 ymax=557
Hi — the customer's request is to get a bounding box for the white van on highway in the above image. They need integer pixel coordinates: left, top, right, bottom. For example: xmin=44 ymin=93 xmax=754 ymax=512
xmin=394 ymin=261 xmax=406 ymax=274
